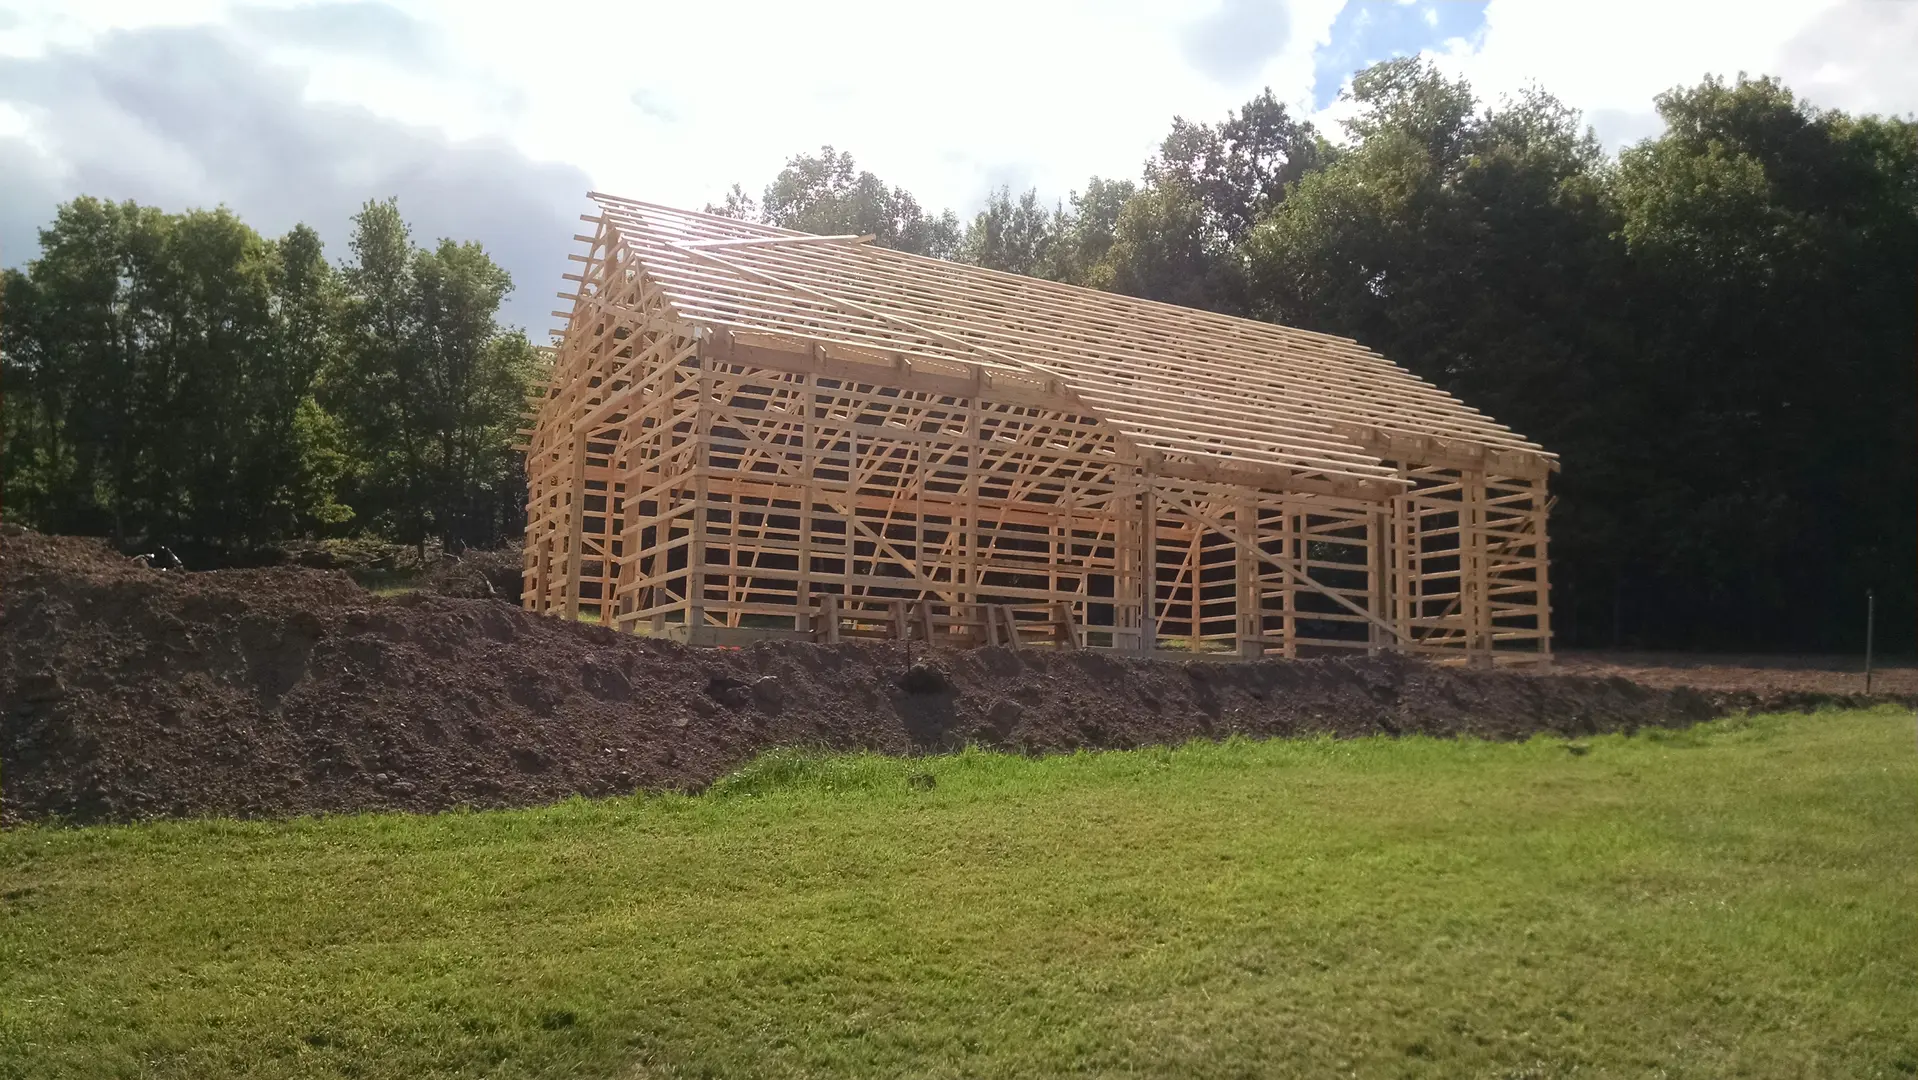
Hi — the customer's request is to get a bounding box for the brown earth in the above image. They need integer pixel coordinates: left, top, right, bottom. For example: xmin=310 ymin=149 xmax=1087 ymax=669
xmin=3 ymin=527 xmax=1906 ymax=826
xmin=1552 ymin=650 xmax=1915 ymax=697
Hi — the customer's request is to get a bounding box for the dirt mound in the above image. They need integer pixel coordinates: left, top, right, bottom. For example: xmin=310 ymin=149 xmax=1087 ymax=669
xmin=418 ymin=548 xmax=523 ymax=600
xmin=2 ymin=527 xmax=1898 ymax=826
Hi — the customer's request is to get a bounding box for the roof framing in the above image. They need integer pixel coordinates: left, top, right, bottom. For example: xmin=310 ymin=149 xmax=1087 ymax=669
xmin=580 ymin=192 xmax=1557 ymax=490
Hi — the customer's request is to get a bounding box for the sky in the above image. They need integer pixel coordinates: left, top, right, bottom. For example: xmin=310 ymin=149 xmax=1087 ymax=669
xmin=3 ymin=0 xmax=1915 ymax=333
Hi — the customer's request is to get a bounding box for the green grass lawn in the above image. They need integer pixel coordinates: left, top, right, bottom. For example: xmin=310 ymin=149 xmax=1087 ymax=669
xmin=3 ymin=710 xmax=1915 ymax=1079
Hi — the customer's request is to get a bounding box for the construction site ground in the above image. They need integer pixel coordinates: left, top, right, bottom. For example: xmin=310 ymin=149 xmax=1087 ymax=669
xmin=1553 ymin=649 xmax=1909 ymax=696
xmin=4 ymin=526 xmax=1906 ymax=826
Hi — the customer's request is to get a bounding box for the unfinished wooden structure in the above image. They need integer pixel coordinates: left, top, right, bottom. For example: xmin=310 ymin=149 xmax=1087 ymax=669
xmin=521 ymin=195 xmax=1556 ymax=663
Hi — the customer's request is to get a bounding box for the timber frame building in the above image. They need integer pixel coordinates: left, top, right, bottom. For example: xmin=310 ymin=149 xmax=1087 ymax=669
xmin=522 ymin=194 xmax=1556 ymax=664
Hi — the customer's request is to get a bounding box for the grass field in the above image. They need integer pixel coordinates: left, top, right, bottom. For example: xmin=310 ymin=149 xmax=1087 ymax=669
xmin=3 ymin=710 xmax=1914 ymax=1079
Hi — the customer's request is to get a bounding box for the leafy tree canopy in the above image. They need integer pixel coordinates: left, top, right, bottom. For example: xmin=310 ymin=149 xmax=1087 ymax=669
xmin=711 ymin=147 xmax=962 ymax=259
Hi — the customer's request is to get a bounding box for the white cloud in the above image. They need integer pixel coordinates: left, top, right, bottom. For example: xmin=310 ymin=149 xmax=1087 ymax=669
xmin=4 ymin=0 xmax=1917 ymax=317
xmin=0 ymin=0 xmax=1359 ymax=216
xmin=1397 ymin=0 xmax=1918 ymax=150
xmin=0 ymin=21 xmax=589 ymax=330
xmin=1777 ymin=0 xmax=1918 ymax=119
xmin=0 ymin=0 xmax=1352 ymax=323
xmin=0 ymin=99 xmax=29 ymax=137
xmin=437 ymin=0 xmax=1350 ymax=214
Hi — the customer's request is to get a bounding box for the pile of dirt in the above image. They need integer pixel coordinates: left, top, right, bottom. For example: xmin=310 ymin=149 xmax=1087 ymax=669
xmin=2 ymin=527 xmax=1901 ymax=826
xmin=417 ymin=548 xmax=524 ymax=601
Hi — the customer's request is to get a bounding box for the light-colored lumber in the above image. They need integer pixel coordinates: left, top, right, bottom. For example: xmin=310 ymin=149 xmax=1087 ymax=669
xmin=522 ymin=197 xmax=1555 ymax=665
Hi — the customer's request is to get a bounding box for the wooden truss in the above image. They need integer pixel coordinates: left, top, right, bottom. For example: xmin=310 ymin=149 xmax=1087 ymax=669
xmin=521 ymin=196 xmax=1555 ymax=664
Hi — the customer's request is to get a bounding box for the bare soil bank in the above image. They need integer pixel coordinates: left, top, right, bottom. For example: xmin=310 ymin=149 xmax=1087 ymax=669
xmin=4 ymin=528 xmax=1898 ymax=825
xmin=1553 ymin=649 xmax=1914 ymax=697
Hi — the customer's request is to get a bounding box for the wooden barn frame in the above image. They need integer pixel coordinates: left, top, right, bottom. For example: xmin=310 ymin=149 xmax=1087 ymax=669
xmin=521 ymin=195 xmax=1556 ymax=664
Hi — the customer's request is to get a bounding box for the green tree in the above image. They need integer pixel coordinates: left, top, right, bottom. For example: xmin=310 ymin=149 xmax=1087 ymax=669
xmin=411 ymin=239 xmax=541 ymax=548
xmin=0 ymin=198 xmax=343 ymax=552
xmin=1099 ymin=88 xmax=1325 ymax=312
xmin=1047 ymin=177 xmax=1136 ymax=286
xmin=326 ymin=198 xmax=539 ymax=552
xmin=1251 ymin=61 xmax=1918 ymax=649
xmin=1607 ymin=75 xmax=1918 ymax=647
xmin=747 ymin=147 xmax=962 ymax=258
xmin=1157 ymin=87 xmax=1326 ymax=246
xmin=1099 ymin=181 xmax=1237 ymax=309
xmin=328 ymin=198 xmax=422 ymax=545
xmin=273 ymin=225 xmax=355 ymax=533
xmin=957 ymin=187 xmax=1057 ymax=276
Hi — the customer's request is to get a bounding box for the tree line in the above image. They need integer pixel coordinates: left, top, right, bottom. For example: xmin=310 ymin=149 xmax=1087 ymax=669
xmin=2 ymin=198 xmax=537 ymax=560
xmin=3 ymin=60 xmax=1912 ymax=650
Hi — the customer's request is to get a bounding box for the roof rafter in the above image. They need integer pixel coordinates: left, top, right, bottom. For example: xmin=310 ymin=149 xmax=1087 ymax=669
xmin=586 ymin=192 xmax=1555 ymax=485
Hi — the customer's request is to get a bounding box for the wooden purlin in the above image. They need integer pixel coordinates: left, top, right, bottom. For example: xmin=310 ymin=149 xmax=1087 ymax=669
xmin=524 ymin=198 xmax=1556 ymax=664
xmin=587 ymin=194 xmax=1555 ymax=483
xmin=591 ymin=201 xmax=1397 ymax=491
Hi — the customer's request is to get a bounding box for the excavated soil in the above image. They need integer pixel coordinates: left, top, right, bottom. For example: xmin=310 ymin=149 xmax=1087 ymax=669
xmin=1552 ymin=650 xmax=1916 ymax=697
xmin=3 ymin=527 xmax=1905 ymax=826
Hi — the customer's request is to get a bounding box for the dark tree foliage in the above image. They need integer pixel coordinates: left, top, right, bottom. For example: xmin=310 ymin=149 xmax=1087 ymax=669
xmin=959 ymin=187 xmax=1058 ymax=278
xmin=1 ymin=199 xmax=345 ymax=554
xmin=1605 ymin=77 xmax=1918 ymax=650
xmin=709 ymin=147 xmax=963 ymax=259
xmin=1099 ymin=89 xmax=1325 ymax=314
xmin=1 ymin=197 xmax=536 ymax=558
xmin=1255 ymin=64 xmax=1917 ymax=650
xmin=326 ymin=199 xmax=539 ymax=553
xmin=1049 ymin=177 xmax=1136 ymax=285
xmin=1250 ymin=63 xmax=1635 ymax=644
xmin=1154 ymin=88 xmax=1327 ymax=247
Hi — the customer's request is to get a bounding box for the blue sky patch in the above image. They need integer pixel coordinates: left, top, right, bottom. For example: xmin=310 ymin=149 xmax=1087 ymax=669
xmin=1311 ymin=0 xmax=1489 ymax=109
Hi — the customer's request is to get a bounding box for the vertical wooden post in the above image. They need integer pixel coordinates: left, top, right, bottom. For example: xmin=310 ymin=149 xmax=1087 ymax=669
xmin=1049 ymin=518 xmax=1062 ymax=625
xmin=1139 ymin=474 xmax=1159 ymax=654
xmin=687 ymin=347 xmax=711 ymax=633
xmin=1368 ymin=507 xmax=1390 ymax=656
xmin=964 ymin=380 xmax=982 ymax=620
xmin=1186 ymin=512 xmax=1202 ymax=654
xmin=1392 ymin=478 xmax=1413 ymax=657
xmin=528 ymin=530 xmax=549 ymax=614
xmin=797 ymin=371 xmax=814 ymax=633
xmin=1237 ymin=491 xmax=1261 ymax=659
xmin=563 ymin=431 xmax=587 ymax=621
xmin=1463 ymin=469 xmax=1491 ymax=666
xmin=1114 ymin=473 xmax=1136 ymax=651
xmin=1280 ymin=499 xmax=1298 ymax=659
xmin=1054 ymin=601 xmax=1080 ymax=648
xmin=915 ymin=438 xmax=927 ymax=606
xmin=1533 ymin=475 xmax=1553 ymax=664
xmin=817 ymin=593 xmax=840 ymax=644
